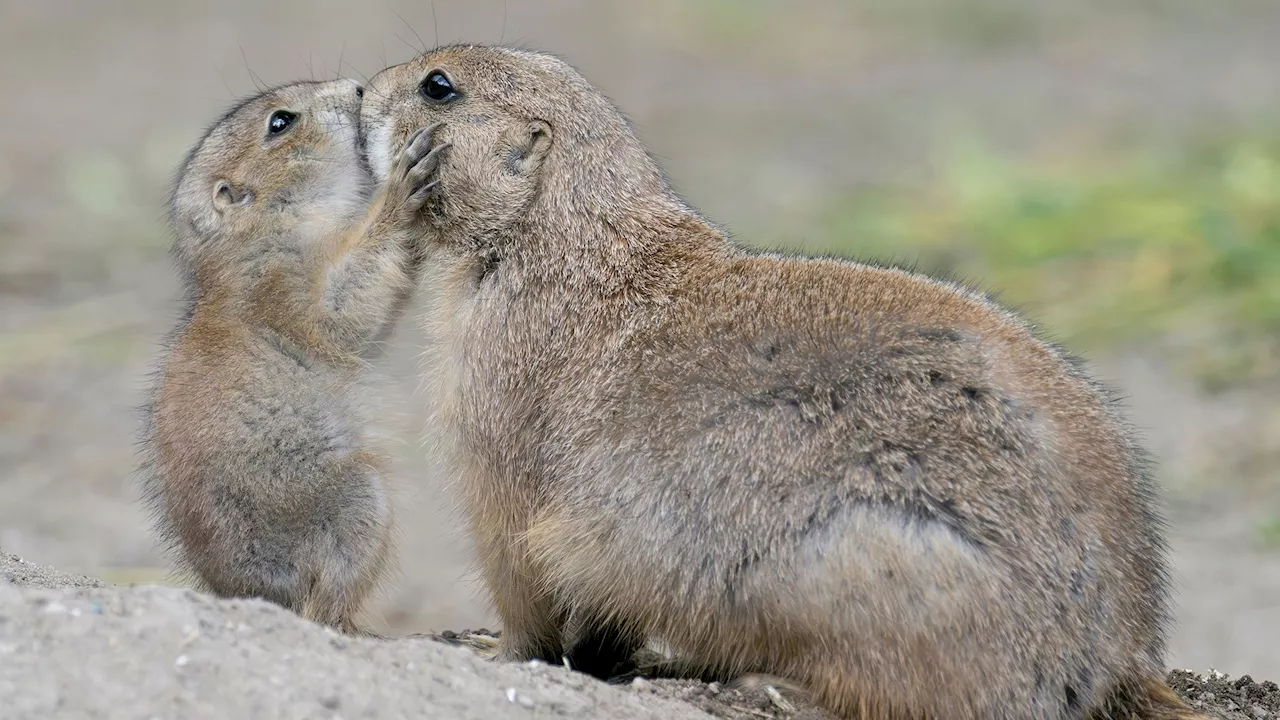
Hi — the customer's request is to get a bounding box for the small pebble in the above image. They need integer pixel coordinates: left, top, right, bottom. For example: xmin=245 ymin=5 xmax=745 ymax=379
xmin=517 ymin=695 xmax=535 ymax=709
xmin=630 ymin=678 xmax=650 ymax=691
xmin=506 ymin=688 xmax=517 ymax=703
xmin=43 ymin=601 xmax=66 ymax=614
xmin=175 ymin=654 xmax=189 ymax=667
xmin=1251 ymin=706 xmax=1268 ymax=719
xmin=319 ymin=695 xmax=341 ymax=710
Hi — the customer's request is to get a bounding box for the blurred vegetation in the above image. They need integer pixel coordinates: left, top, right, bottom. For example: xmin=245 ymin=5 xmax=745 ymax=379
xmin=1261 ymin=515 xmax=1280 ymax=549
xmin=654 ymin=0 xmax=1280 ymax=397
xmin=800 ymin=127 xmax=1280 ymax=392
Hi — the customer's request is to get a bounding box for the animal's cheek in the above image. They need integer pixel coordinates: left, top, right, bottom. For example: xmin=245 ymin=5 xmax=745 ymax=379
xmin=449 ymin=177 xmax=486 ymax=209
xmin=363 ymin=121 xmax=398 ymax=183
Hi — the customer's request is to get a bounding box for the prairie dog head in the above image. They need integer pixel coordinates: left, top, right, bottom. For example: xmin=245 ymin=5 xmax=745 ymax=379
xmin=170 ymin=79 xmax=368 ymax=282
xmin=360 ymin=46 xmax=568 ymax=248
xmin=361 ymin=46 xmax=687 ymax=283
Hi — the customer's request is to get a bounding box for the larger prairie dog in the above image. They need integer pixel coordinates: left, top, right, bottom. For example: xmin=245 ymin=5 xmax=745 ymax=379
xmin=361 ymin=46 xmax=1204 ymax=719
xmin=139 ymin=79 xmax=447 ymax=633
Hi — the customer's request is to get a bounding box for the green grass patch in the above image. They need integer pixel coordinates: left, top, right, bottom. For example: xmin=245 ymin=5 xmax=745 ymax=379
xmin=792 ymin=129 xmax=1280 ymax=388
xmin=1259 ymin=515 xmax=1280 ymax=549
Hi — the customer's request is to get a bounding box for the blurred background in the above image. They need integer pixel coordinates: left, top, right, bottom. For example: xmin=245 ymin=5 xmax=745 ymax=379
xmin=1 ymin=0 xmax=1277 ymax=678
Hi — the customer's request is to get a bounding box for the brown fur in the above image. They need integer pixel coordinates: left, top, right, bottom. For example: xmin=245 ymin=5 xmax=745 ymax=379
xmin=361 ymin=46 xmax=1208 ymax=718
xmin=139 ymin=79 xmax=445 ymax=634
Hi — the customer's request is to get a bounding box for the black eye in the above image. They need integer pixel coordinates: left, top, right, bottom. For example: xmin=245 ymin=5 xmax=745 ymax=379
xmin=268 ymin=110 xmax=296 ymax=135
xmin=419 ymin=71 xmax=456 ymax=102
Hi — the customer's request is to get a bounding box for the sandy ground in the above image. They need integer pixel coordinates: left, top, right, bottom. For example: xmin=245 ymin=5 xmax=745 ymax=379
xmin=1 ymin=0 xmax=1278 ymax=686
xmin=0 ymin=552 xmax=710 ymax=720
xmin=5 ymin=552 xmax=1279 ymax=720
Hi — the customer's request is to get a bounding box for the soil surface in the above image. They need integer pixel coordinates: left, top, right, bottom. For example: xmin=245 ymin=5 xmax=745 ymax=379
xmin=3 ymin=552 xmax=1276 ymax=720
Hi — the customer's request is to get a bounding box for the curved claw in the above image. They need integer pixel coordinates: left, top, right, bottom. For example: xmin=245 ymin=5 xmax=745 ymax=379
xmin=395 ymin=121 xmax=445 ymax=178
xmin=406 ymin=143 xmax=451 ymax=185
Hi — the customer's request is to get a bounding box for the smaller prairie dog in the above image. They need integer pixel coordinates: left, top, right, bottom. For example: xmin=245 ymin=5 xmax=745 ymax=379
xmin=139 ymin=79 xmax=447 ymax=633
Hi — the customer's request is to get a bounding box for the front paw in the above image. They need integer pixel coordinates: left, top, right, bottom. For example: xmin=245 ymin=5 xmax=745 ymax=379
xmin=494 ymin=631 xmax=564 ymax=666
xmin=386 ymin=122 xmax=451 ymax=219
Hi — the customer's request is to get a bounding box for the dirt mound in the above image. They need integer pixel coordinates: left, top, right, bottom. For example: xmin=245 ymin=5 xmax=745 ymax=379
xmin=0 ymin=552 xmax=707 ymax=720
xmin=1168 ymin=670 xmax=1280 ymax=719
xmin=1 ymin=552 xmax=1272 ymax=719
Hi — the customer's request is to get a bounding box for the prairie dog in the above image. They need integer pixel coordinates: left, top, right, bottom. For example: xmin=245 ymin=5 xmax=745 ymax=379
xmin=361 ymin=46 xmax=1205 ymax=719
xmin=139 ymin=79 xmax=447 ymax=634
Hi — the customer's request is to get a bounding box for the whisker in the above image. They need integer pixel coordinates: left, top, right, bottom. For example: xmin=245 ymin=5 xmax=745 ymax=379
xmin=337 ymin=58 xmax=385 ymax=101
xmin=215 ymin=66 xmax=236 ymax=100
xmin=238 ymin=43 xmax=267 ymax=93
xmin=393 ymin=9 xmax=429 ymax=54
xmin=431 ymin=0 xmax=440 ymax=49
xmin=393 ymin=32 xmax=421 ymax=58
xmin=296 ymin=52 xmax=314 ymax=82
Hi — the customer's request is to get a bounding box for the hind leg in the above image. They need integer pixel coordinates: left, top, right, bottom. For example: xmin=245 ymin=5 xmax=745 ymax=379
xmin=706 ymin=506 xmax=1076 ymax=720
xmin=182 ymin=495 xmax=316 ymax=616
xmin=299 ymin=466 xmax=395 ymax=635
xmin=300 ymin=521 xmax=393 ymax=634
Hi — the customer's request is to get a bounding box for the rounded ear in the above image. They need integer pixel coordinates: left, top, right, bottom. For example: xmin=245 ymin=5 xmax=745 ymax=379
xmin=526 ymin=120 xmax=552 ymax=164
xmin=212 ymin=180 xmax=254 ymax=213
xmin=506 ymin=120 xmax=553 ymax=176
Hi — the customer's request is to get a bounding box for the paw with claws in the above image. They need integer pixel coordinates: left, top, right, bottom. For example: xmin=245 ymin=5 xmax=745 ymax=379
xmin=385 ymin=121 xmax=451 ymax=220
